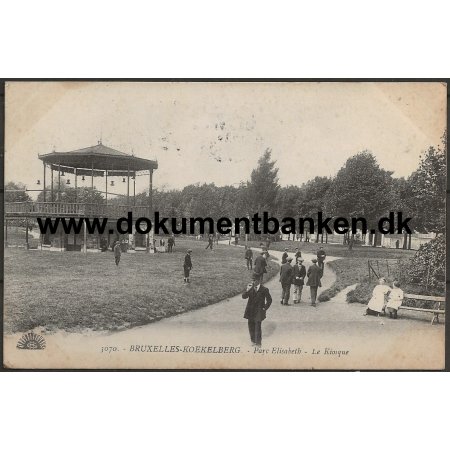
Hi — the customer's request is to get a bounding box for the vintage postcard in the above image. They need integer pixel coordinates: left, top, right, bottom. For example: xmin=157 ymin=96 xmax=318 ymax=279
xmin=2 ymin=81 xmax=447 ymax=369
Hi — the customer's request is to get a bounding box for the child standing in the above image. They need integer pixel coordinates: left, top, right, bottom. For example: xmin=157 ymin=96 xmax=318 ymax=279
xmin=244 ymin=246 xmax=253 ymax=270
xmin=183 ymin=249 xmax=193 ymax=283
xmin=114 ymin=241 xmax=121 ymax=266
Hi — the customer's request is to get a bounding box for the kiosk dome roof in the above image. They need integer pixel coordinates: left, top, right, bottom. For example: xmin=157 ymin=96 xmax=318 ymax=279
xmin=39 ymin=143 xmax=158 ymax=172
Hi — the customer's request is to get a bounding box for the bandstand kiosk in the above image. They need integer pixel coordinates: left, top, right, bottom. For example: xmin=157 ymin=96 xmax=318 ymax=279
xmin=5 ymin=142 xmax=158 ymax=253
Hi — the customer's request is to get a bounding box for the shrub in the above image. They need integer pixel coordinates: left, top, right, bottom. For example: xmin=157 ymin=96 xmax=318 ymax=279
xmin=405 ymin=235 xmax=445 ymax=291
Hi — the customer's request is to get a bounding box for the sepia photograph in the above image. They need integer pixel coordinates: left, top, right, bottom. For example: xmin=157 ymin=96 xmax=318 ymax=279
xmin=2 ymin=81 xmax=447 ymax=369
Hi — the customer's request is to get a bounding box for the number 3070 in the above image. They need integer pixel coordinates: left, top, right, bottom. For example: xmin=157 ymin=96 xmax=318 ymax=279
xmin=101 ymin=346 xmax=118 ymax=353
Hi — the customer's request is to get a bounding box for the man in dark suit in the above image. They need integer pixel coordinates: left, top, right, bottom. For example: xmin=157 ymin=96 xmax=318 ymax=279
xmin=183 ymin=249 xmax=193 ymax=283
xmin=317 ymin=246 xmax=326 ymax=273
xmin=281 ymin=248 xmax=289 ymax=264
xmin=307 ymin=258 xmax=322 ymax=306
xmin=253 ymin=250 xmax=268 ymax=282
xmin=167 ymin=235 xmax=175 ymax=253
xmin=242 ymin=272 xmax=273 ymax=346
xmin=279 ymin=256 xmax=294 ymax=305
xmin=293 ymin=258 xmax=306 ymax=304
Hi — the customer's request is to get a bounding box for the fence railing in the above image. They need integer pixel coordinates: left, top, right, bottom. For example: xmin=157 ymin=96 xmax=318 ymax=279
xmin=367 ymin=258 xmax=410 ymax=284
xmin=5 ymin=202 xmax=150 ymax=218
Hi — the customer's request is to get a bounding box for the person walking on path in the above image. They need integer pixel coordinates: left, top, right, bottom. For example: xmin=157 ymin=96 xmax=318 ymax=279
xmin=205 ymin=235 xmax=214 ymax=250
xmin=242 ymin=272 xmax=273 ymax=346
xmin=167 ymin=235 xmax=175 ymax=253
xmin=113 ymin=241 xmax=122 ymax=266
xmin=293 ymin=258 xmax=306 ymax=304
xmin=279 ymin=257 xmax=294 ymax=305
xmin=281 ymin=248 xmax=289 ymax=264
xmin=253 ymin=250 xmax=268 ymax=283
xmin=294 ymin=247 xmax=302 ymax=263
xmin=183 ymin=249 xmax=193 ymax=283
xmin=244 ymin=246 xmax=253 ymax=270
xmin=317 ymin=246 xmax=326 ymax=273
xmin=307 ymin=258 xmax=322 ymax=306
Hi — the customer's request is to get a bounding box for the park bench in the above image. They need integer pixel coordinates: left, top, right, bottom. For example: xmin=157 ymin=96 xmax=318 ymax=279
xmin=399 ymin=293 xmax=445 ymax=325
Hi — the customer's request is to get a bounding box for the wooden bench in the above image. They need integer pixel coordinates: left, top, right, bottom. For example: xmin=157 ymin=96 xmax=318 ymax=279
xmin=399 ymin=293 xmax=445 ymax=325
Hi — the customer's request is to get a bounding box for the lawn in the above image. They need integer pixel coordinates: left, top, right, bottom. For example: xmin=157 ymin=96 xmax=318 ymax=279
xmin=311 ymin=245 xmax=444 ymax=304
xmin=317 ymin=257 xmax=411 ymax=303
xmin=4 ymin=239 xmax=279 ymax=334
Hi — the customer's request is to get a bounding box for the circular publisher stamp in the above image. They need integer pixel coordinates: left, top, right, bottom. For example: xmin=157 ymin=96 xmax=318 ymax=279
xmin=16 ymin=331 xmax=46 ymax=350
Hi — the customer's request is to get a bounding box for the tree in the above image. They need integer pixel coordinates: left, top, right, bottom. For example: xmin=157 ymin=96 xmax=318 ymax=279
xmin=245 ymin=148 xmax=279 ymax=216
xmin=299 ymin=176 xmax=332 ymax=242
xmin=405 ymin=141 xmax=446 ymax=234
xmin=36 ymin=184 xmax=105 ymax=204
xmin=325 ymin=151 xmax=394 ymax=248
xmin=391 ymin=177 xmax=412 ymax=249
xmin=275 ymin=185 xmax=304 ymax=218
xmin=5 ymin=181 xmax=32 ymax=202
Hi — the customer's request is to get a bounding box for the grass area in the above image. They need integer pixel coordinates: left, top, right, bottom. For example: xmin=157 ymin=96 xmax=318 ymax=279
xmin=315 ymin=247 xmax=444 ymax=304
xmin=4 ymin=240 xmax=279 ymax=334
xmin=247 ymin=239 xmax=415 ymax=259
xmin=317 ymin=258 xmax=370 ymax=302
xmin=316 ymin=248 xmax=417 ymax=303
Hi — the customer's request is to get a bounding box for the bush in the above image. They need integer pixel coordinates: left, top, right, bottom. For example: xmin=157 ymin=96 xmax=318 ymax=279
xmin=405 ymin=235 xmax=445 ymax=291
xmin=347 ymin=283 xmax=372 ymax=304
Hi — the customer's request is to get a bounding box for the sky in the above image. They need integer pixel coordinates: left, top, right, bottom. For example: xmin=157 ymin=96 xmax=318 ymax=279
xmin=5 ymin=82 xmax=447 ymax=199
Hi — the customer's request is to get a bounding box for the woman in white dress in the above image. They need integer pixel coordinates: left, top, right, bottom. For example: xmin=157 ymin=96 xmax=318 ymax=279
xmin=386 ymin=280 xmax=404 ymax=319
xmin=365 ymin=277 xmax=390 ymax=316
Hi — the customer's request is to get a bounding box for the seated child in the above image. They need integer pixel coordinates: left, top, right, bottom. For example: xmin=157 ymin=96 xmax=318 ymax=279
xmin=385 ymin=280 xmax=404 ymax=319
xmin=365 ymin=277 xmax=390 ymax=316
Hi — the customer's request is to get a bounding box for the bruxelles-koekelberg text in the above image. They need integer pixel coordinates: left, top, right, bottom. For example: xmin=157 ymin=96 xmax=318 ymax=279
xmin=36 ymin=211 xmax=412 ymax=236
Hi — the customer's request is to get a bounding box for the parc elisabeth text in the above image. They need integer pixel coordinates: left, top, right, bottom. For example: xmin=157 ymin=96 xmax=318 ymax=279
xmin=111 ymin=345 xmax=350 ymax=358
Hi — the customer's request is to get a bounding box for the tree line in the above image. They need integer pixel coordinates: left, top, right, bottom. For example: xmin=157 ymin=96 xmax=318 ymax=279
xmin=6 ymin=132 xmax=446 ymax=247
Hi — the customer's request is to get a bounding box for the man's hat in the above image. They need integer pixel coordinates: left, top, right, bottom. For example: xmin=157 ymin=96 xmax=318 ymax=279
xmin=312 ymin=258 xmax=318 ymax=263
xmin=298 ymin=258 xmax=304 ymax=262
xmin=287 ymin=257 xmax=293 ymax=262
xmin=251 ymin=272 xmax=260 ymax=281
xmin=284 ymin=247 xmax=289 ymax=251
xmin=187 ymin=249 xmax=192 ymax=253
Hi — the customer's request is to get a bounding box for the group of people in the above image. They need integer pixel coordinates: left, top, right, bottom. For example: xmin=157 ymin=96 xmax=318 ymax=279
xmin=365 ymin=278 xmax=404 ymax=319
xmin=241 ymin=244 xmax=327 ymax=346
xmin=112 ymin=234 xmax=177 ymax=267
xmin=279 ymin=255 xmax=322 ymax=306
xmin=157 ymin=236 xmax=176 ymax=252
